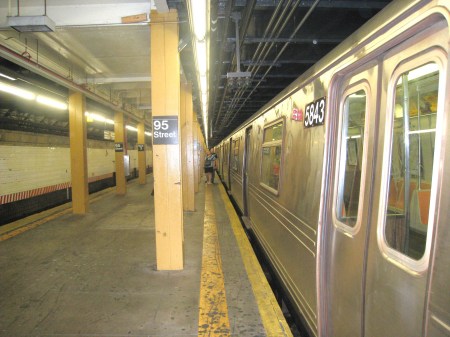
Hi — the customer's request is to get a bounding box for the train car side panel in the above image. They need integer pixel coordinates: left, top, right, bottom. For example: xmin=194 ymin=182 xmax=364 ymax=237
xmin=246 ymin=85 xmax=326 ymax=335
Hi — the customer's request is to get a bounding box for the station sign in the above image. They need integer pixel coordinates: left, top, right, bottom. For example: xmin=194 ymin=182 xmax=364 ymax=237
xmin=152 ymin=116 xmax=179 ymax=145
xmin=115 ymin=142 xmax=124 ymax=152
xmin=137 ymin=144 xmax=145 ymax=151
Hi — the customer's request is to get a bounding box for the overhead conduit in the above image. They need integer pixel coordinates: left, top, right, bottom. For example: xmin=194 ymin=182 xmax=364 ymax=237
xmin=216 ymin=0 xmax=320 ymax=132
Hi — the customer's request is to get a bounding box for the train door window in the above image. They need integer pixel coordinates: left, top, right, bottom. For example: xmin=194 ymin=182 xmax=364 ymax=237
xmin=383 ymin=62 xmax=440 ymax=265
xmin=335 ymin=86 xmax=368 ymax=231
xmin=260 ymin=120 xmax=283 ymax=193
xmin=232 ymin=139 xmax=240 ymax=173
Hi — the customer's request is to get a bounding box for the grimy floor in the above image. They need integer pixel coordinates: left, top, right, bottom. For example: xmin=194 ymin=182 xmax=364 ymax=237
xmin=0 ymin=175 xmax=293 ymax=337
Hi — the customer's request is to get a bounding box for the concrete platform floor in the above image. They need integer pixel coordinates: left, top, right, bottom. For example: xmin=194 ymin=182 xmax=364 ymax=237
xmin=0 ymin=177 xmax=290 ymax=337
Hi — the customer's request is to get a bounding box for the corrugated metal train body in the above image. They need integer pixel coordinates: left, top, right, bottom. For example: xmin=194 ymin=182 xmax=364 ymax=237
xmin=217 ymin=1 xmax=450 ymax=336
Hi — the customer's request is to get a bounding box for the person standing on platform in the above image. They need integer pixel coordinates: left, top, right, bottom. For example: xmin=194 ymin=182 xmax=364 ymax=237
xmin=204 ymin=149 xmax=217 ymax=184
xmin=210 ymin=149 xmax=218 ymax=183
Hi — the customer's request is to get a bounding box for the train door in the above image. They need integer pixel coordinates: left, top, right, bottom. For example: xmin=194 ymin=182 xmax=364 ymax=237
xmin=242 ymin=126 xmax=252 ymax=217
xmin=222 ymin=139 xmax=230 ymax=190
xmin=227 ymin=138 xmax=233 ymax=190
xmin=320 ymin=63 xmax=378 ymax=337
xmin=363 ymin=26 xmax=447 ymax=337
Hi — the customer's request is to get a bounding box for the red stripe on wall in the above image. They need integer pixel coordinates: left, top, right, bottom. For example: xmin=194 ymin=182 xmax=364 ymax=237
xmin=0 ymin=174 xmax=113 ymax=205
xmin=0 ymin=182 xmax=71 ymax=205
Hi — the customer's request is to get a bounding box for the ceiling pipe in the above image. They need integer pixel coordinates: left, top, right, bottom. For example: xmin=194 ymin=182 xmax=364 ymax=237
xmin=248 ymin=0 xmax=299 ymax=75
xmin=219 ymin=0 xmax=294 ymax=129
xmin=213 ymin=0 xmax=256 ymax=130
xmin=227 ymin=0 xmax=321 ymax=127
xmin=210 ymin=0 xmax=234 ymax=129
xmin=217 ymin=0 xmax=290 ymax=129
xmin=222 ymin=0 xmax=302 ymax=128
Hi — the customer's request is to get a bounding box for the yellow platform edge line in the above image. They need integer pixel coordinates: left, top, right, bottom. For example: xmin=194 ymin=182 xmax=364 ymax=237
xmin=198 ymin=185 xmax=231 ymax=336
xmin=218 ymin=184 xmax=294 ymax=337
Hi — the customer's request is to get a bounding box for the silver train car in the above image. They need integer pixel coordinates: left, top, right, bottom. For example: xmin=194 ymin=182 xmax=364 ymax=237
xmin=215 ymin=1 xmax=450 ymax=336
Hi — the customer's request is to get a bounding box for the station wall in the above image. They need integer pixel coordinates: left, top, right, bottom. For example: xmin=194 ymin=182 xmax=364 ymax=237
xmin=0 ymin=130 xmax=152 ymax=225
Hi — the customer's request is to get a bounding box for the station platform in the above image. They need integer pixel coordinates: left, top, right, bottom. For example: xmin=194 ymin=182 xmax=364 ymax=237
xmin=0 ymin=175 xmax=294 ymax=337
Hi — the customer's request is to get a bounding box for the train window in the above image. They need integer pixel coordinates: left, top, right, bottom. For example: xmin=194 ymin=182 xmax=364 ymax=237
xmin=384 ymin=62 xmax=439 ymax=261
xmin=260 ymin=121 xmax=283 ymax=193
xmin=224 ymin=142 xmax=229 ymax=166
xmin=336 ymin=89 xmax=367 ymax=228
xmin=232 ymin=139 xmax=240 ymax=172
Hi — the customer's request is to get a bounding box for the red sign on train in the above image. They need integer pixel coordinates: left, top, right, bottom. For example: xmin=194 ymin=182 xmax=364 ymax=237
xmin=292 ymin=108 xmax=303 ymax=121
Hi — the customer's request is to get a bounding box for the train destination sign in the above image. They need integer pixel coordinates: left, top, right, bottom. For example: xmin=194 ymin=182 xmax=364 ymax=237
xmin=152 ymin=116 xmax=179 ymax=145
xmin=304 ymin=97 xmax=326 ymax=128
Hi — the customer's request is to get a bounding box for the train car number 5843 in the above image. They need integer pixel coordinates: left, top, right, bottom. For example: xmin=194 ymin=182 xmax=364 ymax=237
xmin=304 ymin=97 xmax=326 ymax=128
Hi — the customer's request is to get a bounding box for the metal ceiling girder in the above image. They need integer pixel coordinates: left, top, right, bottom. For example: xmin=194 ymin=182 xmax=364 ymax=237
xmin=210 ymin=0 xmax=235 ymax=131
xmin=228 ymin=37 xmax=343 ymax=44
xmin=222 ymin=59 xmax=317 ymax=66
xmin=218 ymin=0 xmax=303 ymax=131
xmin=230 ymin=0 xmax=389 ymax=10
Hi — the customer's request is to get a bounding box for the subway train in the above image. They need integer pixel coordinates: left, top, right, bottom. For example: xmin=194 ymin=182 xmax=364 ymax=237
xmin=215 ymin=1 xmax=450 ymax=336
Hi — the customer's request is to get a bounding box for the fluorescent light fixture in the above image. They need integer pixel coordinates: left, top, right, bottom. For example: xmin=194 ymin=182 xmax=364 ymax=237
xmin=8 ymin=15 xmax=56 ymax=32
xmin=0 ymin=81 xmax=35 ymax=100
xmin=189 ymin=0 xmax=206 ymax=40
xmin=0 ymin=73 xmax=16 ymax=81
xmin=145 ymin=131 xmax=152 ymax=136
xmin=187 ymin=0 xmax=209 ymax=146
xmin=36 ymin=95 xmax=67 ymax=110
xmin=0 ymin=81 xmax=68 ymax=110
xmin=397 ymin=63 xmax=439 ymax=84
xmin=196 ymin=41 xmax=207 ymax=75
xmin=85 ymin=112 xmax=114 ymax=125
xmin=126 ymin=125 xmax=138 ymax=132
xmin=200 ymin=76 xmax=207 ymax=94
xmin=409 ymin=128 xmax=436 ymax=135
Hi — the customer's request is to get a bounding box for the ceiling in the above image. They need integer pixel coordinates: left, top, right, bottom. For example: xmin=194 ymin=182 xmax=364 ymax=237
xmin=0 ymin=0 xmax=392 ymax=146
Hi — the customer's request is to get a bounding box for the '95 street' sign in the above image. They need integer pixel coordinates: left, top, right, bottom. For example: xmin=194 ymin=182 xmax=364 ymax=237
xmin=152 ymin=116 xmax=178 ymax=145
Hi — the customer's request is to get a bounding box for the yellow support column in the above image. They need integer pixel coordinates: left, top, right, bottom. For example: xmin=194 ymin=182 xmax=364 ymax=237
xmin=137 ymin=122 xmax=147 ymax=185
xmin=69 ymin=91 xmax=88 ymax=214
xmin=114 ymin=111 xmax=127 ymax=195
xmin=181 ymin=83 xmax=195 ymax=211
xmin=151 ymin=9 xmax=183 ymax=270
xmin=199 ymin=127 xmax=206 ymax=185
xmin=193 ymin=118 xmax=200 ymax=192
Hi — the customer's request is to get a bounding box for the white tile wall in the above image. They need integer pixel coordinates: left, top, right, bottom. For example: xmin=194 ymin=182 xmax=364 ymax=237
xmin=87 ymin=147 xmax=115 ymax=178
xmin=0 ymin=143 xmax=153 ymax=198
xmin=0 ymin=145 xmax=70 ymax=195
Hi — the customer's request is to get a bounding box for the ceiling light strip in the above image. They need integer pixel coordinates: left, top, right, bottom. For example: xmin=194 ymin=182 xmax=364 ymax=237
xmin=187 ymin=0 xmax=210 ymax=146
